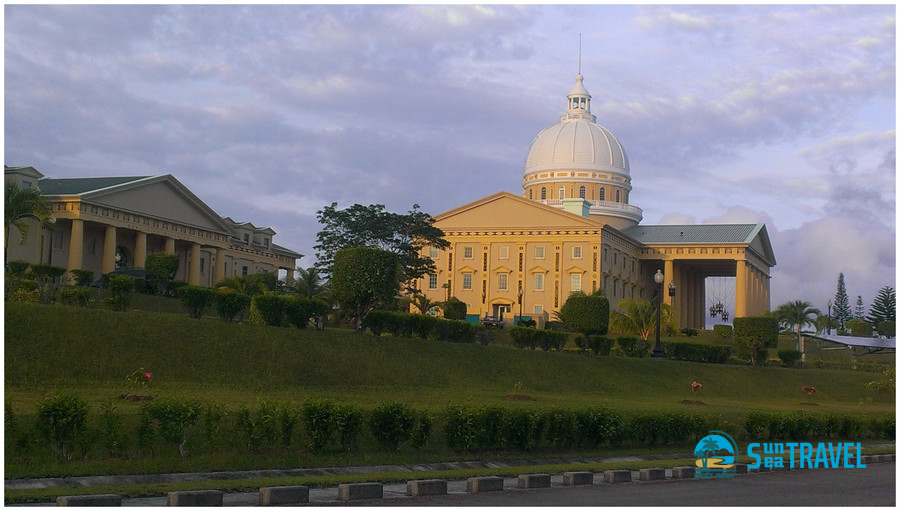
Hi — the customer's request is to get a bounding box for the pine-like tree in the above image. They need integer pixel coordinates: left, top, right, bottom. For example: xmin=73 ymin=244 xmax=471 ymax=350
xmin=854 ymin=295 xmax=866 ymax=320
xmin=867 ymin=286 xmax=896 ymax=325
xmin=833 ymin=273 xmax=852 ymax=329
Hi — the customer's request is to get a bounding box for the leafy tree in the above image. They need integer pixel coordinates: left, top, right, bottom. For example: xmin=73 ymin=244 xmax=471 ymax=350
xmin=558 ymin=291 xmax=609 ymax=348
xmin=330 ymin=247 xmax=399 ymax=331
xmin=832 ymin=273 xmax=851 ymax=330
xmin=854 ymin=295 xmax=866 ymax=320
xmin=145 ymin=252 xmax=179 ymax=295
xmin=775 ymin=300 xmax=820 ymax=363
xmin=609 ymin=298 xmax=675 ymax=341
xmin=5 ymin=181 xmax=54 ymax=265
xmin=867 ymin=286 xmax=896 ymax=326
xmin=313 ymin=203 xmax=448 ymax=290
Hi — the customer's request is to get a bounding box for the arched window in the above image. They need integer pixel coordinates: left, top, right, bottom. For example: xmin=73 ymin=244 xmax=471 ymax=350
xmin=616 ymin=190 xmax=620 ymax=202
xmin=599 ymin=188 xmax=605 ymax=201
xmin=541 ymin=187 xmax=546 ymax=200
xmin=579 ymin=186 xmax=586 ymax=198
xmin=529 ymin=189 xmax=533 ymax=199
xmin=559 ymin=187 xmax=565 ymax=199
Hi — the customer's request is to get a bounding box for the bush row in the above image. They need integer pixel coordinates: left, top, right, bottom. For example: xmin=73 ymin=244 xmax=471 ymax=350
xmin=663 ymin=342 xmax=733 ymax=364
xmin=745 ymin=411 xmax=895 ymax=441
xmin=248 ymin=294 xmax=330 ymax=329
xmin=508 ymin=327 xmax=569 ymax=351
xmin=362 ymin=310 xmax=480 ymax=343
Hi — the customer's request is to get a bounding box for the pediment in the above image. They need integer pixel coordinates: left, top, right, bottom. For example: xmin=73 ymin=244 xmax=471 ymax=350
xmin=529 ymin=265 xmax=549 ymax=273
xmin=82 ymin=175 xmax=231 ymax=234
xmin=565 ymin=265 xmax=587 ymax=274
xmin=457 ymin=265 xmax=478 ymax=273
xmin=493 ymin=265 xmax=512 ymax=273
xmin=435 ymin=191 xmax=605 ymax=230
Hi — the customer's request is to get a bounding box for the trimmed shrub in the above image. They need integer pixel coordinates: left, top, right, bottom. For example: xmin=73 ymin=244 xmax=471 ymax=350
xmin=145 ymin=252 xmax=180 ymax=295
xmin=7 ymin=260 xmax=30 ymax=276
xmin=433 ymin=318 xmax=477 ymax=343
xmin=141 ymin=398 xmax=201 ymax=457
xmin=444 ymin=405 xmax=476 ymax=452
xmin=777 ymin=349 xmax=803 ymax=368
xmin=177 ymin=285 xmax=216 ymax=319
xmin=410 ymin=412 xmax=433 ymax=449
xmin=103 ymin=274 xmax=136 ymax=311
xmin=509 ymin=326 xmax=538 ymax=349
xmin=876 ymin=321 xmax=895 ymax=337
xmin=558 ymin=292 xmax=610 ymax=348
xmin=57 ymin=286 xmax=93 ymax=307
xmin=36 ymin=392 xmax=89 ymax=461
xmin=664 ymin=342 xmax=732 ymax=364
xmin=617 ymin=336 xmax=650 ymax=357
xmin=252 ymin=294 xmax=286 ymax=327
xmin=284 ymin=296 xmax=329 ymax=329
xmin=733 ymin=316 xmax=779 ymax=366
xmin=214 ymin=291 xmax=251 ymax=322
xmin=334 ymin=404 xmax=363 ymax=452
xmin=587 ymin=335 xmax=614 ymax=356
xmin=680 ymin=328 xmax=700 ymax=337
xmin=29 ymin=264 xmax=67 ymax=281
xmin=300 ymin=399 xmax=336 ymax=453
xmin=443 ymin=297 xmax=467 ymax=320
xmin=509 ymin=327 xmax=567 ymax=351
xmin=69 ymin=269 xmax=94 ymax=287
xmin=713 ymin=324 xmax=733 ymax=338
xmin=369 ymin=402 xmax=416 ymax=451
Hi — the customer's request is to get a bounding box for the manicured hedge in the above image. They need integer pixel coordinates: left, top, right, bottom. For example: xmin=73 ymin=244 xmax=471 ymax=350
xmin=8 ymin=395 xmax=894 ymax=465
xmin=713 ymin=324 xmax=733 ymax=338
xmin=362 ymin=310 xmax=478 ymax=343
xmin=663 ymin=341 xmax=733 ymax=364
xmin=508 ymin=326 xmax=568 ymax=351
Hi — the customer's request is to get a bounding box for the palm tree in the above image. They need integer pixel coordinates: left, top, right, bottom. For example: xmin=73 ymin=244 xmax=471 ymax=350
xmin=407 ymin=293 xmax=441 ymax=315
xmin=292 ymin=266 xmax=327 ymax=298
xmin=214 ymin=276 xmax=267 ymax=296
xmin=775 ymin=300 xmax=821 ymax=363
xmin=5 ymin=181 xmax=53 ymax=265
xmin=609 ymin=298 xmax=676 ymax=341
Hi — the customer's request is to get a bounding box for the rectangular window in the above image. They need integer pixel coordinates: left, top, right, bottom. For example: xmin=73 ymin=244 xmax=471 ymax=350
xmin=498 ymin=273 xmax=508 ymax=291
xmin=534 ymin=273 xmax=544 ymax=291
xmin=464 ymin=246 xmax=473 ymax=259
xmin=535 ymin=246 xmax=545 ymax=259
xmin=499 ymin=246 xmax=509 ymax=259
xmin=264 ymin=238 xmax=269 ymax=248
xmin=428 ymin=273 xmax=438 ymax=290
xmin=533 ymin=305 xmax=544 ymax=315
xmin=571 ymin=274 xmax=582 ymax=292
xmin=572 ymin=246 xmax=582 ymax=259
xmin=243 ymin=233 xmax=249 ymax=243
xmin=200 ymin=258 xmax=205 ymax=274
xmin=429 ymin=246 xmax=439 ymax=259
xmin=463 ymin=273 xmax=473 ymax=290
xmin=242 ymin=266 xmax=248 ymax=276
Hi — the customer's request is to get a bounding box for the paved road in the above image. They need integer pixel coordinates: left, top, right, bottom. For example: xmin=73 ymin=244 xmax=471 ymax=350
xmin=356 ymin=463 xmax=896 ymax=507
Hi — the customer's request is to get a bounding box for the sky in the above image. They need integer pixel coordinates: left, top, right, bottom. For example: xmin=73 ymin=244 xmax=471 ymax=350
xmin=4 ymin=4 xmax=896 ymax=316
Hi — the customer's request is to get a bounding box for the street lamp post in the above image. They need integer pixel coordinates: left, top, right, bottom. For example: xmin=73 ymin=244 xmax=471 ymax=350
xmin=652 ymin=269 xmax=666 ymax=358
xmin=517 ymin=286 xmax=524 ymax=325
xmin=826 ymin=299 xmax=833 ymax=335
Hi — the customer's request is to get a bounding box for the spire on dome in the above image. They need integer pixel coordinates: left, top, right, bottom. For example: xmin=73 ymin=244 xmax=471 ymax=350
xmin=563 ymin=73 xmax=596 ymax=122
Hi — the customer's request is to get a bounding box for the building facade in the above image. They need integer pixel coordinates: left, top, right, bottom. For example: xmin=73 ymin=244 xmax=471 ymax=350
xmin=415 ymin=72 xmax=776 ymax=329
xmin=5 ymin=166 xmax=300 ymax=286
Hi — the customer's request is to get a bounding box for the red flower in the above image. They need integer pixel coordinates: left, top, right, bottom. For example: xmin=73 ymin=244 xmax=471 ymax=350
xmin=691 ymin=381 xmax=702 ymax=392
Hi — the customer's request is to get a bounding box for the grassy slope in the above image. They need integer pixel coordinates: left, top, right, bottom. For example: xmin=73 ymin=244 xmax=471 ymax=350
xmin=5 ymin=302 xmax=893 ymax=416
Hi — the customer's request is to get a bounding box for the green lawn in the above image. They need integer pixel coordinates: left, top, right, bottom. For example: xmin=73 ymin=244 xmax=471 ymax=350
xmin=4 ymin=301 xmax=894 ymax=483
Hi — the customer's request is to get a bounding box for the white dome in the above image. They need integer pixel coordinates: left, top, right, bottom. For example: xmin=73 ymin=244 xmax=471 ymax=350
xmin=525 ymin=120 xmax=630 ymax=177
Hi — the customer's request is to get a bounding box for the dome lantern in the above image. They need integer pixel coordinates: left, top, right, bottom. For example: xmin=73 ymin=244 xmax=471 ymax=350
xmin=564 ymin=73 xmax=595 ymax=122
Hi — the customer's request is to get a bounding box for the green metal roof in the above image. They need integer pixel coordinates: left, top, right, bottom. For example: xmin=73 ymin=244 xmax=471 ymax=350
xmin=621 ymin=224 xmax=761 ymax=244
xmin=38 ymin=176 xmax=151 ymax=196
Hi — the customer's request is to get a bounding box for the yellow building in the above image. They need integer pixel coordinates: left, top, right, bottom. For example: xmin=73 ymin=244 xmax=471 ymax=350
xmin=5 ymin=166 xmax=300 ymax=286
xmin=416 ymin=72 xmax=776 ymax=329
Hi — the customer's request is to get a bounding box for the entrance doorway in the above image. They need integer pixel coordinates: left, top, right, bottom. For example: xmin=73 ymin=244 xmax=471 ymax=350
xmin=492 ymin=303 xmax=512 ymax=320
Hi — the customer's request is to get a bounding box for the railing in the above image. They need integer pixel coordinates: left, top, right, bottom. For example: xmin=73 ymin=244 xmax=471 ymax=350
xmin=538 ymin=199 xmax=643 ymax=216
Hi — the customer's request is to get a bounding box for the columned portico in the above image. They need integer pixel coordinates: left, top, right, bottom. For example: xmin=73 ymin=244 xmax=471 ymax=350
xmin=189 ymin=243 xmax=202 ymax=285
